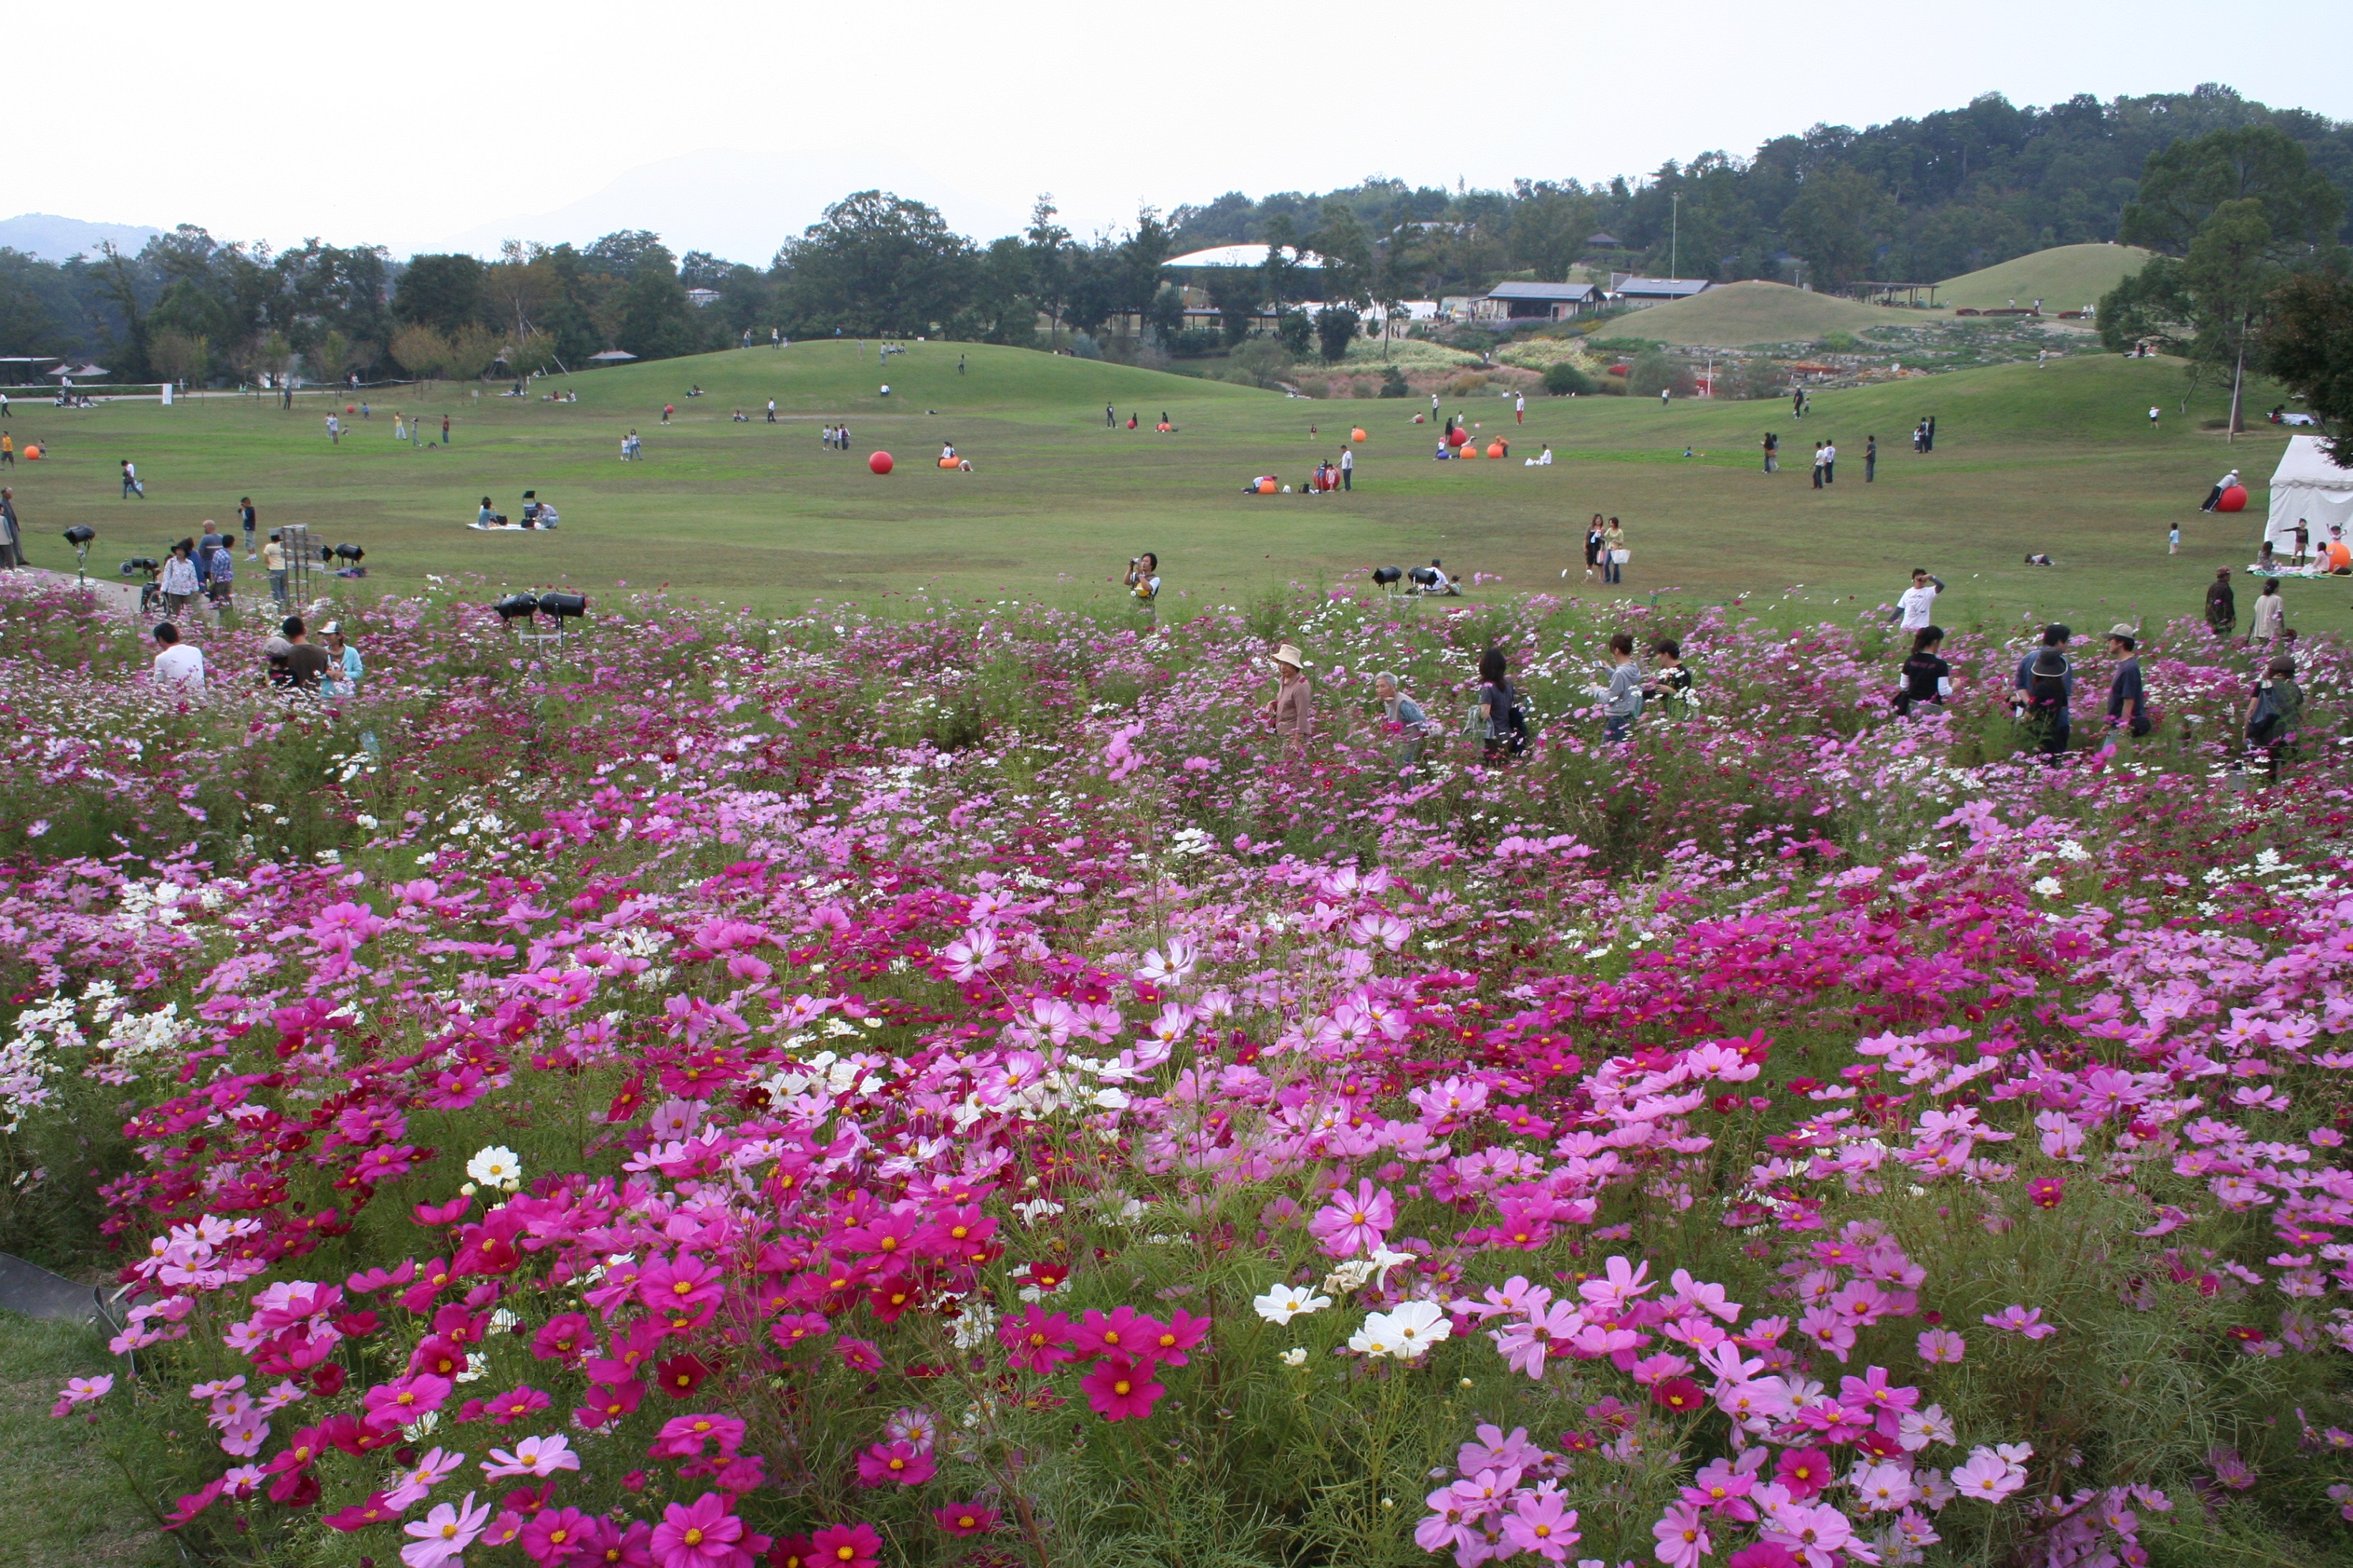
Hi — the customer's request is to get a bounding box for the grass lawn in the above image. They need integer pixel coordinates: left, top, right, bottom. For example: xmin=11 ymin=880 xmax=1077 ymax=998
xmin=0 ymin=340 xmax=2321 ymax=640
xmin=0 ymin=1312 xmax=167 ymax=1568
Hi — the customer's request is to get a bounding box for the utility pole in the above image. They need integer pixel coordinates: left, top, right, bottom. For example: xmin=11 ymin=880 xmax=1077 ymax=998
xmin=1670 ymin=193 xmax=1679 ymax=281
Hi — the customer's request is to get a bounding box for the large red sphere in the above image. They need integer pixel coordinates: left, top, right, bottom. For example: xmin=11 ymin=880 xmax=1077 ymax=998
xmin=1446 ymin=425 xmax=1468 ymax=446
xmin=2216 ymin=485 xmax=2248 ymax=513
xmin=868 ymin=451 xmax=893 ymax=475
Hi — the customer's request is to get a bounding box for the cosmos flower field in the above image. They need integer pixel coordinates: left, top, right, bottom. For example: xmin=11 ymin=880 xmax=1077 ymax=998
xmin=3 ymin=574 xmax=2351 ymax=1568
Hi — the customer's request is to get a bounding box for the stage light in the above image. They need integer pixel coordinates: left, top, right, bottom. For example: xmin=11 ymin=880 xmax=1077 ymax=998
xmin=536 ymin=592 xmax=588 ymax=620
xmin=333 ymin=543 xmax=365 ymax=562
xmin=1371 ymin=566 xmax=1402 ymax=587
xmin=492 ymin=592 xmax=541 ymax=622
xmin=62 ymin=526 xmax=95 ymax=544
xmin=118 ymin=556 xmax=158 ymax=574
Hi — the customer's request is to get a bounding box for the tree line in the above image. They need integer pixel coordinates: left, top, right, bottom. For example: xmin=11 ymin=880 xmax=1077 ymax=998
xmin=2 ymin=82 xmax=2349 ymax=388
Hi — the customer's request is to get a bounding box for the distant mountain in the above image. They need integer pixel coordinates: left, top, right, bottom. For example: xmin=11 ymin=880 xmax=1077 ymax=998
xmin=0 ymin=213 xmax=161 ymax=262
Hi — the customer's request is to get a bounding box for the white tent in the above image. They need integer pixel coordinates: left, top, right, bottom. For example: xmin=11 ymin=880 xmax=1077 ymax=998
xmin=2267 ymin=435 xmax=2353 ymax=554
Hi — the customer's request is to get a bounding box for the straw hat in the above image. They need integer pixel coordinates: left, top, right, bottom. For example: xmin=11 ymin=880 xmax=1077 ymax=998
xmin=1270 ymin=643 xmax=1305 ymax=671
xmin=2031 ymin=649 xmax=2069 ymax=678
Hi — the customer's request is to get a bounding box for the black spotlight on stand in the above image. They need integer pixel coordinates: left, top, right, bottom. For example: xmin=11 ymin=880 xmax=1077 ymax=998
xmin=492 ymin=592 xmax=542 ymax=624
xmin=530 ymin=592 xmax=589 ymax=653
xmin=326 ymin=542 xmax=367 ymax=578
xmin=1371 ymin=565 xmax=1403 ymax=597
xmin=61 ymin=525 xmax=95 ymax=585
xmin=120 ymin=555 xmax=160 ymax=615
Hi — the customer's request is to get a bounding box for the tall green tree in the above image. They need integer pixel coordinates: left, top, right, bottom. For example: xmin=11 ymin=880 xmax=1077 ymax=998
xmin=2121 ymin=126 xmax=2345 ymax=433
xmin=2261 ymin=271 xmax=2353 ymax=464
xmin=1025 ymin=196 xmax=1070 ymax=348
xmin=1779 ymin=168 xmax=1894 ymax=291
xmin=778 ymin=191 xmax=976 ymax=337
xmin=393 ymin=254 xmax=487 ymax=337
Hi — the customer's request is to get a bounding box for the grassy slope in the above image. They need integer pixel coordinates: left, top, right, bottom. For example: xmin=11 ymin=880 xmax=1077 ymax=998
xmin=0 ymin=1314 xmax=166 ymax=1567
xmin=1598 ymin=282 xmax=1897 ymax=347
xmin=0 ymin=342 xmax=2319 ymax=642
xmin=1939 ymin=244 xmax=2150 ymax=312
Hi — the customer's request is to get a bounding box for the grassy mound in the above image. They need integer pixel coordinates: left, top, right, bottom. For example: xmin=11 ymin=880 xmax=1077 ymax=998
xmin=1938 ymin=244 xmax=2149 ymax=313
xmin=1594 ymin=281 xmax=1896 ymax=346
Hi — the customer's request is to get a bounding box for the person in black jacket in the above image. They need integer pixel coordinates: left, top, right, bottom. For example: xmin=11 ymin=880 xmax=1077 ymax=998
xmin=2205 ymin=569 xmax=2237 ymax=638
xmin=1894 ymin=627 xmax=1950 ymax=715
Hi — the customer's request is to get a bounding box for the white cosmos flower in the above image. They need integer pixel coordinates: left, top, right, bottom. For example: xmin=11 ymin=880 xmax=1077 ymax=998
xmin=465 ymin=1145 xmax=522 ymax=1188
xmin=1353 ymin=1300 xmax=1452 ymax=1361
xmin=1280 ymin=1347 xmax=1309 ymax=1367
xmin=1254 ymin=1284 xmax=1333 ymax=1324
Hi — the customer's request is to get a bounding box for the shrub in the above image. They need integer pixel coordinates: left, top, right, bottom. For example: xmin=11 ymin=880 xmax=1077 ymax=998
xmin=1379 ymin=365 xmax=1410 ymax=398
xmin=1543 ymin=361 xmax=1595 ymax=395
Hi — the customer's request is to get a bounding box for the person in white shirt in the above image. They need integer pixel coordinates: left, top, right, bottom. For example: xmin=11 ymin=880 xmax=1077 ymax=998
xmin=1338 ymin=447 xmax=1353 ymax=490
xmin=1515 ymin=391 xmax=1525 ymax=425
xmin=158 ymin=542 xmax=201 ymax=613
xmin=1896 ymin=567 xmax=1944 ymax=630
xmin=150 ymin=622 xmax=204 ymax=693
xmin=1821 ymin=440 xmax=1838 ymax=484
xmin=2200 ymin=468 xmax=2241 ymax=512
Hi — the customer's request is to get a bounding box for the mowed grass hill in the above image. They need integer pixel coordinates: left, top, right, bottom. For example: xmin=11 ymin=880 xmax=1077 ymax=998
xmin=1597 ymin=281 xmax=1895 ymax=346
xmin=0 ymin=339 xmax=2314 ymax=638
xmin=1937 ymin=244 xmax=2150 ymax=312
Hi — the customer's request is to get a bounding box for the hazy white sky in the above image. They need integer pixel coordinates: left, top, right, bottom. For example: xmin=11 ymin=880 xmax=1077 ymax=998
xmin=51 ymin=0 xmax=2353 ymax=262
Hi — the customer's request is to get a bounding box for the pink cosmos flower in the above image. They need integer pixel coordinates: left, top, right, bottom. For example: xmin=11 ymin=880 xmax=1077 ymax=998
xmin=1952 ymin=1448 xmax=2028 ymax=1502
xmin=1496 ymin=1300 xmax=1583 ymax=1379
xmin=808 ymin=1523 xmax=883 ymax=1568
xmin=1917 ymin=1328 xmax=1967 ymax=1364
xmin=1308 ymin=1179 xmax=1396 ymax=1259
xmin=838 ymin=1337 xmax=883 ymax=1373
xmin=1070 ymin=1305 xmax=1166 ymax=1362
xmin=1503 ymin=1491 xmax=1580 ymax=1562
xmin=1081 ymin=1354 xmax=1166 ymax=1420
xmin=1982 ymin=1305 xmax=2057 ymax=1339
xmin=1652 ymin=1501 xmax=1712 ymax=1568
xmin=2027 ymin=1176 xmax=2066 ymax=1208
xmin=998 ymin=1305 xmax=1078 ymax=1373
xmin=636 ymin=1253 xmax=726 ymax=1315
xmin=1773 ymin=1448 xmax=1834 ymax=1500
xmin=401 ymin=1491 xmax=492 ymax=1568
xmin=933 ymin=1501 xmax=1002 ymax=1536
xmin=521 ymin=1505 xmax=593 ymax=1564
xmin=855 ymin=1440 xmax=937 ymax=1488
xmin=364 ymin=1373 xmax=453 ymax=1432
xmin=649 ymin=1491 xmax=757 ymax=1568
xmin=1761 ymin=1500 xmax=1859 ymax=1568
xmin=482 ymin=1433 xmax=580 ymax=1479
xmin=49 ymin=1373 xmax=112 ymax=1416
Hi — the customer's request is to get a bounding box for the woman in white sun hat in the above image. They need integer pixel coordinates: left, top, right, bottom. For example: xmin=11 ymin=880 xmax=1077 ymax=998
xmin=1267 ymin=643 xmax=1313 ymax=751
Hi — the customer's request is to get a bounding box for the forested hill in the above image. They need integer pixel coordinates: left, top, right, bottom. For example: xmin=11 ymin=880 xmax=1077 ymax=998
xmin=1171 ymin=85 xmax=2353 ymax=292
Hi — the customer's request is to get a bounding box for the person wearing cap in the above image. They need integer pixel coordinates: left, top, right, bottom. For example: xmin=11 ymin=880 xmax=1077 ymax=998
xmin=2106 ymin=626 xmax=2147 ymax=737
xmin=2012 ymin=625 xmax=2074 ymax=711
xmin=2020 ymin=645 xmax=2073 ymax=761
xmin=320 ymin=622 xmax=363 ymax=697
xmin=1267 ymin=643 xmax=1312 ymax=750
xmin=2205 ymin=569 xmax=2235 ymax=638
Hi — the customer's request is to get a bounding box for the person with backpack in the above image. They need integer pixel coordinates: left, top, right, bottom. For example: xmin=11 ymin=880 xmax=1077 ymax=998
xmin=1599 ymin=633 xmax=1643 ymax=744
xmin=2105 ymin=625 xmax=2148 ymax=737
xmin=2018 ymin=646 xmax=2073 ymax=761
xmin=1476 ymin=646 xmax=1528 ymax=761
xmin=2247 ymin=655 xmax=2304 ymax=782
xmin=1894 ymin=626 xmax=1952 ymax=716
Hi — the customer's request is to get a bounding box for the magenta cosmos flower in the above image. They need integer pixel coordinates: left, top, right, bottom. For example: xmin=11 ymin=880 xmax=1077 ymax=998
xmin=807 ymin=1523 xmax=883 ymax=1568
xmin=855 ymin=1440 xmax=936 ymax=1488
xmin=1308 ymin=1178 xmax=1396 ymax=1259
xmin=1080 ymin=1354 xmax=1166 ymax=1420
xmin=649 ymin=1491 xmax=760 ymax=1568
